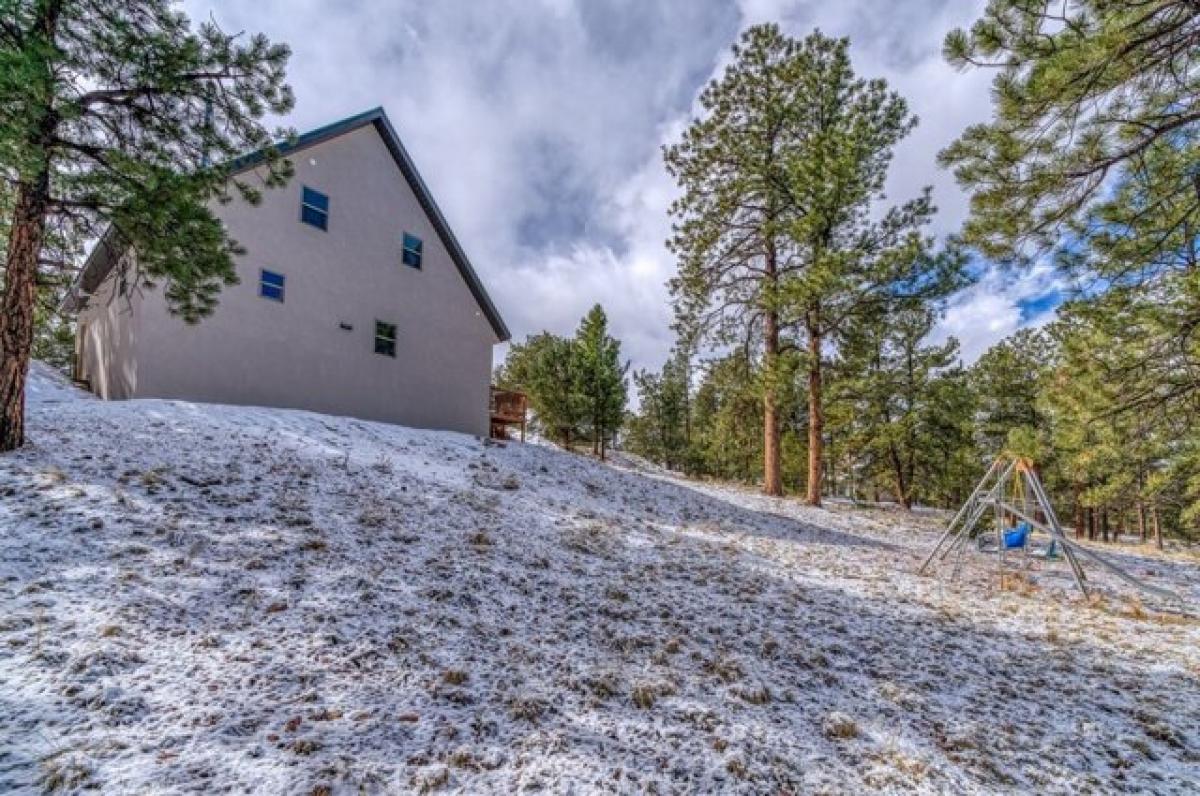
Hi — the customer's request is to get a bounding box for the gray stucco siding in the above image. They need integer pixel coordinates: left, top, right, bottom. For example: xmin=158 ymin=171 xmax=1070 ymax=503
xmin=106 ymin=123 xmax=497 ymax=436
xmin=75 ymin=255 xmax=139 ymax=400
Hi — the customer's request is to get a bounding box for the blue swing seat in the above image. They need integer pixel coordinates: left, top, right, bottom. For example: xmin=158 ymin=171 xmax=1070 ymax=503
xmin=1004 ymin=522 xmax=1031 ymax=549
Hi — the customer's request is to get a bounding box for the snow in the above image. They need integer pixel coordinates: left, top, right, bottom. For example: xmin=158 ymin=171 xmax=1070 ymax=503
xmin=2 ymin=365 xmax=1198 ymax=794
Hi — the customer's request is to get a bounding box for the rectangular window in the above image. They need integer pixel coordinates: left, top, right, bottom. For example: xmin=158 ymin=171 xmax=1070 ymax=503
xmin=300 ymin=186 xmax=329 ymax=230
xmin=402 ymin=232 xmax=423 ymax=269
xmin=259 ymin=269 xmax=285 ymax=302
xmin=374 ymin=321 xmax=397 ymax=357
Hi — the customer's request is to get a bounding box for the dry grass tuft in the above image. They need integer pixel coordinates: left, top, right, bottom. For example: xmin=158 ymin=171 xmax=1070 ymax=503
xmin=631 ymin=683 xmax=657 ymax=709
xmin=442 ymin=669 xmax=469 ymax=686
xmin=725 ymin=757 xmax=748 ymax=779
xmin=631 ymin=680 xmax=675 ymax=709
xmin=822 ymin=711 xmax=860 ymax=740
xmin=38 ymin=752 xmax=92 ymax=793
xmin=416 ymin=766 xmax=450 ymax=793
xmin=702 ymin=654 xmax=743 ymax=683
xmin=604 ymin=586 xmax=629 ymax=602
xmin=507 ymin=694 xmax=547 ymax=722
xmin=733 ymin=683 xmax=771 ymax=705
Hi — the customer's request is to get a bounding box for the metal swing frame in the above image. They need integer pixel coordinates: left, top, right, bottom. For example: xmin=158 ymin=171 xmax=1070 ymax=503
xmin=919 ymin=455 xmax=1180 ymax=603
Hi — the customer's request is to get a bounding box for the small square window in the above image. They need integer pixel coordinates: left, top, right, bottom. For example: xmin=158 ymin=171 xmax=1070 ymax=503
xmin=374 ymin=320 xmax=397 ymax=357
xmin=260 ymin=269 xmax=285 ymax=302
xmin=402 ymin=232 xmax=423 ymax=269
xmin=301 ymin=186 xmax=329 ymax=230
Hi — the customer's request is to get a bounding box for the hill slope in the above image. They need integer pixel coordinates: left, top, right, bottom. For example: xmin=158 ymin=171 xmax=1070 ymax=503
xmin=2 ymin=365 xmax=1198 ymax=794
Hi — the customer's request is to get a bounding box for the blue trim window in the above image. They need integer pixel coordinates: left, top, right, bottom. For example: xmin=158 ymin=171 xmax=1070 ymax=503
xmin=374 ymin=320 xmax=397 ymax=357
xmin=259 ymin=269 xmax=285 ymax=302
xmin=301 ymin=186 xmax=329 ymax=230
xmin=402 ymin=232 xmax=423 ymax=269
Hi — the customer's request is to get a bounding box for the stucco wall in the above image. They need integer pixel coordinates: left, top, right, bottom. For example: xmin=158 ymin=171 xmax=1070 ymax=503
xmin=126 ymin=124 xmax=498 ymax=435
xmin=76 ymin=255 xmax=139 ymax=400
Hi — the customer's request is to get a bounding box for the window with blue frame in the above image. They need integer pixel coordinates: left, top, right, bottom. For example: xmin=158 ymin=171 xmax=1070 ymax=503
xmin=259 ymin=269 xmax=285 ymax=302
xmin=402 ymin=232 xmax=423 ymax=269
xmin=300 ymin=186 xmax=329 ymax=230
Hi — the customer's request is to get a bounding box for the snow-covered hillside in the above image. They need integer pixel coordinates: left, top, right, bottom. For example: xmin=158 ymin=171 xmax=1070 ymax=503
xmin=2 ymin=364 xmax=1198 ymax=794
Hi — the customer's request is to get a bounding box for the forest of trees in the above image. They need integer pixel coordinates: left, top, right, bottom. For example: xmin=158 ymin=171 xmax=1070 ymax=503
xmin=625 ymin=5 xmax=1200 ymax=546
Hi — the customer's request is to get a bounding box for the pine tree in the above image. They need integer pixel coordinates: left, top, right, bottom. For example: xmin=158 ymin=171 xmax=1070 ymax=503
xmin=941 ymin=2 xmax=1200 ymax=264
xmin=832 ymin=305 xmax=964 ymax=509
xmin=664 ymin=24 xmax=807 ymax=496
xmin=0 ymin=0 xmax=294 ymax=450
xmin=573 ymin=304 xmax=628 ymax=460
xmin=496 ymin=332 xmax=584 ymax=448
xmin=1043 ymin=293 xmax=1199 ymax=545
xmin=666 ymin=25 xmax=963 ymax=502
xmin=970 ymin=328 xmax=1054 ymax=459
xmin=627 ymin=349 xmax=691 ymax=471
xmin=688 ymin=352 xmax=764 ymax=484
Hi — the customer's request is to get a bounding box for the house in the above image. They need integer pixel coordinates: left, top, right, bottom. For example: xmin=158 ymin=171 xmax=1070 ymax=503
xmin=64 ymin=108 xmax=510 ymax=436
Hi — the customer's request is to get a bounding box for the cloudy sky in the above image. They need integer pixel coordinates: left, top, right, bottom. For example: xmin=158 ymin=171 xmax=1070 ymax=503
xmin=186 ymin=0 xmax=1064 ymax=371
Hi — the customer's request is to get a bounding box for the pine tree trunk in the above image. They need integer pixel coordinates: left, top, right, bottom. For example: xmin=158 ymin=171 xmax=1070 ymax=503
xmin=0 ymin=0 xmax=60 ymax=454
xmin=1151 ymin=504 xmax=1163 ymax=551
xmin=1073 ymin=485 xmax=1085 ymax=539
xmin=805 ymin=311 xmax=823 ymax=507
xmin=827 ymin=428 xmax=836 ymax=498
xmin=0 ymin=183 xmax=50 ymax=452
xmin=762 ymin=309 xmax=782 ymax=497
xmin=1137 ymin=502 xmax=1147 ymax=542
xmin=1101 ymin=507 xmax=1110 ymax=543
xmin=761 ymin=238 xmax=782 ymax=497
xmin=888 ymin=444 xmax=910 ymax=510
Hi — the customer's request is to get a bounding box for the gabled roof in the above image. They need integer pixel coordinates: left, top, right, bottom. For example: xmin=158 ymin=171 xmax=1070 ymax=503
xmin=66 ymin=107 xmax=510 ymax=341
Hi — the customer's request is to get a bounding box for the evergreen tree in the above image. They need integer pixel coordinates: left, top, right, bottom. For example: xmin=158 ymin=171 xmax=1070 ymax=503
xmin=573 ymin=304 xmax=628 ymax=460
xmin=666 ymin=25 xmax=963 ymax=502
xmin=495 ymin=332 xmax=583 ymax=448
xmin=0 ymin=0 xmax=294 ymax=450
xmin=832 ymin=305 xmax=965 ymax=508
xmin=1043 ymin=294 xmax=1198 ymax=545
xmin=0 ymin=179 xmax=77 ymax=373
xmin=664 ymin=24 xmax=807 ymax=496
xmin=688 ymin=352 xmax=764 ymax=484
xmin=941 ymin=2 xmax=1200 ymax=264
xmin=944 ymin=3 xmax=1200 ymax=498
xmin=627 ymin=348 xmax=691 ymax=471
xmin=970 ymin=328 xmax=1054 ymax=459
xmin=920 ymin=362 xmax=978 ymax=508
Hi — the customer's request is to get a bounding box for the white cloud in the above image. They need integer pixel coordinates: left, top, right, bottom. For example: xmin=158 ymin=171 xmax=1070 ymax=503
xmin=934 ymin=262 xmax=1065 ymax=363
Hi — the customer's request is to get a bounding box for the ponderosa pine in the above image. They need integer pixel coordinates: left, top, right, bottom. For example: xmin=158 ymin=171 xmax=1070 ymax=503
xmin=667 ymin=25 xmax=961 ymax=502
xmin=0 ymin=0 xmax=294 ymax=450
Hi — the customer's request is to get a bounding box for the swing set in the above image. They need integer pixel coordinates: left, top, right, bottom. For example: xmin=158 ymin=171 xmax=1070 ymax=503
xmin=919 ymin=454 xmax=1181 ymax=603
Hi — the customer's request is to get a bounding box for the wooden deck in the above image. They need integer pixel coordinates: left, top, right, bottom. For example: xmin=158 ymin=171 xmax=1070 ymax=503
xmin=489 ymin=387 xmax=527 ymax=441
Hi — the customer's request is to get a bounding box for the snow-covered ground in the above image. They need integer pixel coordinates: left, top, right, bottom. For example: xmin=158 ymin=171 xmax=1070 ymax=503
xmin=2 ymin=364 xmax=1198 ymax=794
